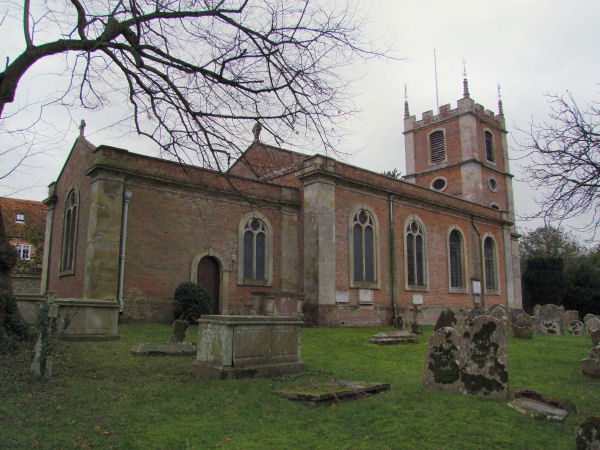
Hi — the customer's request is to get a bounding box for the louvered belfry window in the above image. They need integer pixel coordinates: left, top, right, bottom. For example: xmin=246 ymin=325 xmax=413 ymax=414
xmin=430 ymin=130 xmax=445 ymax=164
xmin=485 ymin=131 xmax=495 ymax=162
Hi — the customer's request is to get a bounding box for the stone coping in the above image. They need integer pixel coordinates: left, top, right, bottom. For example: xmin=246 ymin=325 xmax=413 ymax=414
xmin=54 ymin=298 xmax=120 ymax=308
xmin=197 ymin=315 xmax=304 ymax=325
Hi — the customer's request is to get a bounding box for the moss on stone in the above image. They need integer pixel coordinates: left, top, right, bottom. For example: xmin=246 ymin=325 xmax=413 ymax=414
xmin=428 ymin=343 xmax=460 ymax=385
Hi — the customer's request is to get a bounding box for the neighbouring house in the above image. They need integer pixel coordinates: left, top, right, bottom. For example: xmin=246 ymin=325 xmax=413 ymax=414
xmin=0 ymin=197 xmax=47 ymax=296
xmin=39 ymin=81 xmax=522 ymax=339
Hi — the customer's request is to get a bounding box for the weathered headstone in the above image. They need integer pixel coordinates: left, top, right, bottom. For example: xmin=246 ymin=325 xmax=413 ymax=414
xmin=423 ymin=315 xmax=509 ymax=398
xmin=513 ymin=325 xmax=533 ymax=339
xmin=563 ymin=310 xmax=579 ymax=328
xmin=586 ymin=317 xmax=600 ymax=336
xmin=513 ymin=311 xmax=534 ymax=329
xmin=581 ymin=345 xmax=600 ymax=379
xmin=508 ymin=389 xmax=571 ymax=422
xmin=468 ymin=307 xmax=489 ymax=321
xmin=568 ymin=320 xmax=585 ymax=336
xmin=434 ymin=308 xmax=457 ymax=331
xmin=171 ymin=319 xmax=189 ymax=343
xmin=591 ymin=329 xmax=600 ymax=347
xmin=536 ymin=304 xmax=563 ymax=335
xmin=369 ymin=330 xmax=418 ymax=345
xmin=584 ymin=314 xmax=598 ymax=326
xmin=576 ymin=416 xmax=600 ymax=450
xmin=510 ymin=308 xmax=526 ymax=324
xmin=30 ymin=296 xmax=59 ymax=378
xmin=489 ymin=304 xmax=509 ymax=325
xmin=533 ymin=304 xmax=542 ymax=317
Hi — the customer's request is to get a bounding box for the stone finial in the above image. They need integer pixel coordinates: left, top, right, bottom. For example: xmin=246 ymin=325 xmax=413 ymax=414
xmin=497 ymin=83 xmax=504 ymax=115
xmin=79 ymin=119 xmax=86 ymax=137
xmin=462 ymin=60 xmax=470 ymax=98
xmin=404 ymin=84 xmax=410 ymax=119
xmin=252 ymin=121 xmax=262 ymax=143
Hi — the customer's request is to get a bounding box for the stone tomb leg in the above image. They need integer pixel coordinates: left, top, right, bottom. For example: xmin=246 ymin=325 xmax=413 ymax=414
xmin=193 ymin=315 xmax=305 ymax=379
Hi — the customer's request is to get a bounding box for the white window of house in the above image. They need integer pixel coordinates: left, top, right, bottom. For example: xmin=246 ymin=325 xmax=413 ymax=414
xmin=15 ymin=243 xmax=31 ymax=260
xmin=16 ymin=214 xmax=25 ymax=224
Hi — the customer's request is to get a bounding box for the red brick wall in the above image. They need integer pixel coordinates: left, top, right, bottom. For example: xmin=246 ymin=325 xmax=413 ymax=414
xmin=47 ymin=139 xmax=95 ymax=299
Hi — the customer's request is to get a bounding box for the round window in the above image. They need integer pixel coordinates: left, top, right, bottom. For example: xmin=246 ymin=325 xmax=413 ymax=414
xmin=431 ymin=177 xmax=447 ymax=191
xmin=488 ymin=178 xmax=498 ymax=192
xmin=490 ymin=203 xmax=500 ymax=210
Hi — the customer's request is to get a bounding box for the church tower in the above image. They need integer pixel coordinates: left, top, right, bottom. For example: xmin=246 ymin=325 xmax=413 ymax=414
xmin=403 ymin=79 xmax=515 ymax=221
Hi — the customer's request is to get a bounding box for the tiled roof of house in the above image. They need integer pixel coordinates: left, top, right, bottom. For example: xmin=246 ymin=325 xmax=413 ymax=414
xmin=0 ymin=197 xmax=47 ymax=239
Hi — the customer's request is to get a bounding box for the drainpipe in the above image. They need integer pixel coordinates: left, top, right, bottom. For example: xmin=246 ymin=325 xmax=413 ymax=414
xmin=470 ymin=216 xmax=485 ymax=308
xmin=389 ymin=195 xmax=398 ymax=325
xmin=117 ymin=189 xmax=132 ymax=313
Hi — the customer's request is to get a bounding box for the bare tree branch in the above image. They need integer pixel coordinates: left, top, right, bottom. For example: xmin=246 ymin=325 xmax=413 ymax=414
xmin=1 ymin=0 xmax=387 ymax=173
xmin=518 ymin=90 xmax=600 ymax=233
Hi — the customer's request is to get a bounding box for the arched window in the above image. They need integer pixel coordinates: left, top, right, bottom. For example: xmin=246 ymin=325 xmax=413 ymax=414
xmin=448 ymin=229 xmax=465 ymax=290
xmin=350 ymin=208 xmax=377 ymax=286
xmin=484 ymin=131 xmax=495 ymax=163
xmin=430 ymin=130 xmax=446 ymax=164
xmin=405 ymin=219 xmax=426 ymax=288
xmin=238 ymin=213 xmax=273 ymax=286
xmin=484 ymin=236 xmax=498 ymax=292
xmin=60 ymin=189 xmax=78 ymax=274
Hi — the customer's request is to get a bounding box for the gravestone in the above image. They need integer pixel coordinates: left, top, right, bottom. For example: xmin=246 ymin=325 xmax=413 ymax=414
xmin=510 ymin=308 xmax=526 ymax=324
xmin=171 ymin=319 xmax=189 ymax=343
xmin=434 ymin=308 xmax=457 ymax=331
xmin=576 ymin=416 xmax=600 ymax=450
xmin=369 ymin=330 xmax=418 ymax=345
xmin=591 ymin=329 xmax=600 ymax=347
xmin=563 ymin=310 xmax=579 ymax=328
xmin=513 ymin=325 xmax=533 ymax=339
xmin=581 ymin=345 xmax=600 ymax=379
xmin=468 ymin=307 xmax=489 ymax=321
xmin=30 ymin=296 xmax=59 ymax=378
xmin=586 ymin=317 xmax=600 ymax=336
xmin=489 ymin=304 xmax=509 ymax=324
xmin=508 ymin=389 xmax=571 ymax=422
xmin=567 ymin=320 xmax=585 ymax=337
xmin=423 ymin=315 xmax=509 ymax=398
xmin=533 ymin=304 xmax=542 ymax=317
xmin=513 ymin=311 xmax=534 ymax=328
xmin=536 ymin=304 xmax=563 ymax=335
xmin=584 ymin=314 xmax=598 ymax=326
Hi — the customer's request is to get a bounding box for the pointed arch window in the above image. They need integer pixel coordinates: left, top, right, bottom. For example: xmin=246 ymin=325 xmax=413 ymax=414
xmin=405 ymin=219 xmax=426 ymax=288
xmin=484 ymin=236 xmax=498 ymax=292
xmin=238 ymin=213 xmax=273 ymax=286
xmin=430 ymin=130 xmax=446 ymax=164
xmin=60 ymin=189 xmax=78 ymax=274
xmin=485 ymin=131 xmax=495 ymax=163
xmin=448 ymin=229 xmax=466 ymax=291
xmin=350 ymin=208 xmax=378 ymax=286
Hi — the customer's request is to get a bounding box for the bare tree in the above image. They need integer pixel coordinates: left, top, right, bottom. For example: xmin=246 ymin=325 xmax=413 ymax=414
xmin=1 ymin=0 xmax=380 ymax=171
xmin=519 ymin=91 xmax=600 ymax=232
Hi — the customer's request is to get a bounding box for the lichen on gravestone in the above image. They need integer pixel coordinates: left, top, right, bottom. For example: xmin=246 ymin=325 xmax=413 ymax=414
xmin=576 ymin=416 xmax=600 ymax=450
xmin=171 ymin=319 xmax=189 ymax=343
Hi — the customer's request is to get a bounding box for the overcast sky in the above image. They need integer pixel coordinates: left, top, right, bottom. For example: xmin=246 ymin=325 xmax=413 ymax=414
xmin=2 ymin=0 xmax=600 ymax=242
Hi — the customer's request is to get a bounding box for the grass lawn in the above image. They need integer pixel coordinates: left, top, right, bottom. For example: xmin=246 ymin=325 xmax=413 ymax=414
xmin=1 ymin=324 xmax=598 ymax=449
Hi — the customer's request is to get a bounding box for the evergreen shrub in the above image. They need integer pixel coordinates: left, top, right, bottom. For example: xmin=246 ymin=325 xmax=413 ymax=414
xmin=173 ymin=282 xmax=213 ymax=323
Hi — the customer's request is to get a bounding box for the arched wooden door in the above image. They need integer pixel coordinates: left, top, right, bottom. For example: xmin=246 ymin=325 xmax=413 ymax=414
xmin=197 ymin=256 xmax=221 ymax=314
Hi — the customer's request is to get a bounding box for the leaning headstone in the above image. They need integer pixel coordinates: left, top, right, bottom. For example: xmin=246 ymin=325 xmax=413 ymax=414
xmin=568 ymin=320 xmax=585 ymax=336
xmin=591 ymin=329 xmax=600 ymax=347
xmin=581 ymin=345 xmax=600 ymax=379
xmin=434 ymin=308 xmax=457 ymax=331
xmin=586 ymin=317 xmax=600 ymax=336
xmin=423 ymin=316 xmax=509 ymax=398
xmin=563 ymin=310 xmax=579 ymax=328
xmin=369 ymin=330 xmax=418 ymax=345
xmin=536 ymin=304 xmax=563 ymax=335
xmin=576 ymin=416 xmax=600 ymax=450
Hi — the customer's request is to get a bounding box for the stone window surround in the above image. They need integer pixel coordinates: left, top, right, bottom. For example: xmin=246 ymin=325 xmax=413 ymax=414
xmin=59 ymin=185 xmax=79 ymax=276
xmin=482 ymin=233 xmax=500 ymax=295
xmin=430 ymin=176 xmax=448 ymax=192
xmin=348 ymin=203 xmax=380 ymax=290
xmin=404 ymin=214 xmax=429 ymax=291
xmin=447 ymin=226 xmax=468 ymax=293
xmin=237 ymin=211 xmax=273 ymax=287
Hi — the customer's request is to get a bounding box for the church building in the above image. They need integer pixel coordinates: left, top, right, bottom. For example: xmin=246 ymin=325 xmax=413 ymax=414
xmin=40 ymin=82 xmax=522 ymax=339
